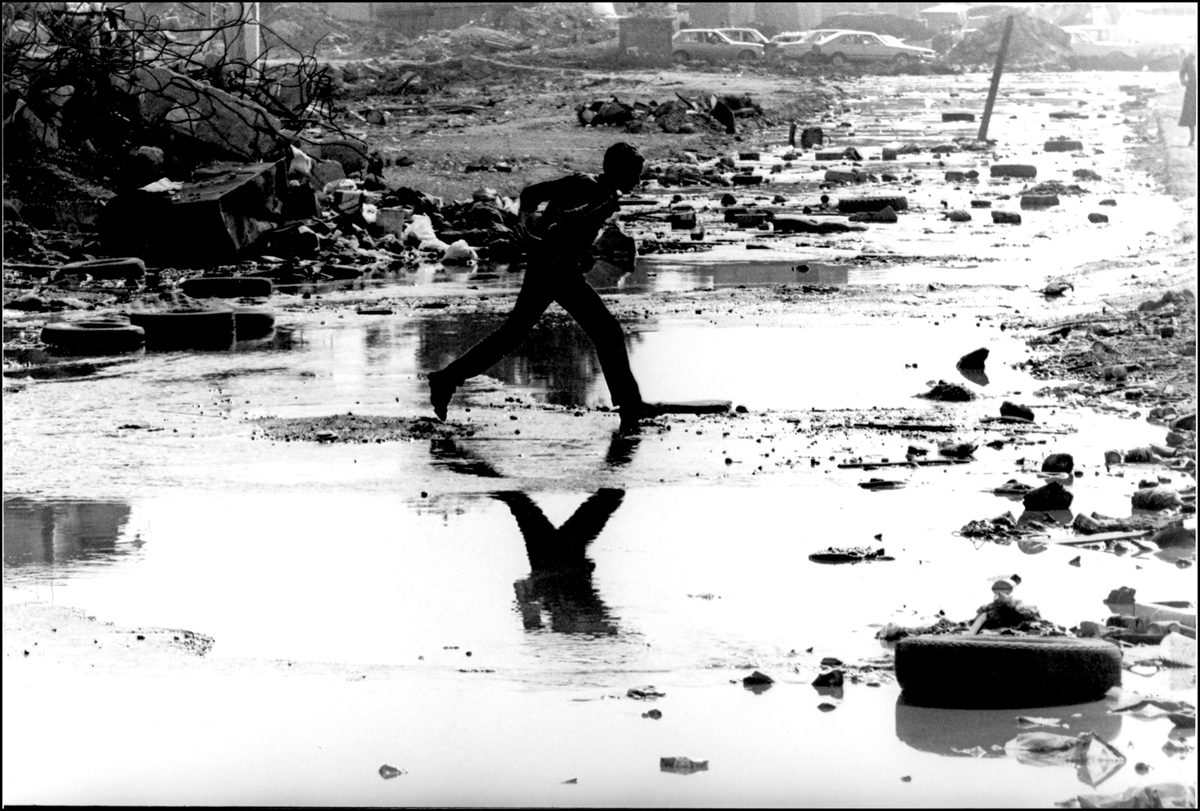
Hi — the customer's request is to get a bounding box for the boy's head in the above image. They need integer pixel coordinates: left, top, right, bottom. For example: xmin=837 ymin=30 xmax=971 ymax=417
xmin=602 ymin=142 xmax=644 ymax=192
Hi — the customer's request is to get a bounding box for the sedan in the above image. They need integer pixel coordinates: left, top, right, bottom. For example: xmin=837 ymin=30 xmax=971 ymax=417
xmin=812 ymin=30 xmax=937 ymax=67
xmin=672 ymin=28 xmax=764 ymax=63
xmin=717 ymin=28 xmax=771 ymax=47
xmin=766 ymin=28 xmax=848 ymax=62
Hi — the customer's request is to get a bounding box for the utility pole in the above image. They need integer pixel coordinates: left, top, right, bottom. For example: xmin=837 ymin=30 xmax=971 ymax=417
xmin=977 ymin=15 xmax=1015 ymax=142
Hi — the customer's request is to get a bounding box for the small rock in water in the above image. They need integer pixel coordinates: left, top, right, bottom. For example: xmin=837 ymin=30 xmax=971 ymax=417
xmin=379 ymin=764 xmax=406 ymax=779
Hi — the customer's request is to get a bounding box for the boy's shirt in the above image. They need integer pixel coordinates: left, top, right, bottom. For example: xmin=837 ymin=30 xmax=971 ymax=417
xmin=519 ymin=173 xmax=621 ymax=272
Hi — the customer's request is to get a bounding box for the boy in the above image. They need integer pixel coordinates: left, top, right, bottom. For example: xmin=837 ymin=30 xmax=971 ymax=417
xmin=428 ymin=142 xmax=651 ymax=431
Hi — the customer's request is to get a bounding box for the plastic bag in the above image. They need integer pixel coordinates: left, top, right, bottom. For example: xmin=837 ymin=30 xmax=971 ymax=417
xmin=441 ymin=240 xmax=478 ymax=265
xmin=403 ymin=214 xmax=449 ymax=253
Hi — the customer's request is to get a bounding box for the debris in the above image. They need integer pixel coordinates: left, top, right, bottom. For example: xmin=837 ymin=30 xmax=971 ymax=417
xmin=992 ymin=211 xmax=1023 ymax=225
xmin=1001 ymin=402 xmax=1035 ymax=421
xmin=627 ymin=686 xmax=665 ymax=700
xmin=812 ymin=669 xmax=844 ymax=687
xmin=1004 ymin=731 xmax=1124 ymax=786
xmin=1024 ymin=481 xmax=1074 ymax=511
xmin=1061 ymin=783 xmax=1196 ymax=809
xmin=920 ymin=381 xmax=976 ymax=402
xmin=1042 ymin=453 xmax=1074 ymax=473
xmin=379 ymin=764 xmax=406 ymax=779
xmin=809 ymin=547 xmax=894 ymax=564
xmin=660 ymin=757 xmax=708 ymax=775
xmin=957 ymin=347 xmax=989 ymax=370
xmin=1131 ymin=487 xmax=1182 ymax=511
xmin=938 ymin=441 xmax=978 ymax=459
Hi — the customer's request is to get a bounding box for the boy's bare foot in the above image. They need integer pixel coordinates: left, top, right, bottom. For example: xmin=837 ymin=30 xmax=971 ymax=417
xmin=429 ymin=372 xmax=455 ymax=421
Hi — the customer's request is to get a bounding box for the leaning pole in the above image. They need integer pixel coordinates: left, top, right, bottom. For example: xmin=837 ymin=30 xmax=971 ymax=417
xmin=978 ymin=16 xmax=1016 ymax=141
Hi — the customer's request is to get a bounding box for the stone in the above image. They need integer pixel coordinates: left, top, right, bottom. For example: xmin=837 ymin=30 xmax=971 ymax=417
xmin=1088 ymin=213 xmax=1109 ymax=223
xmin=1023 ymin=481 xmax=1073 ymax=511
xmin=1044 ymin=139 xmax=1083 ymax=152
xmin=1001 ymin=401 xmax=1035 ymax=421
xmin=945 ymin=210 xmax=972 ymax=221
xmin=992 ymin=211 xmax=1022 ymax=225
xmin=921 ymin=381 xmax=976 ymax=402
xmin=670 ymin=211 xmax=697 ymax=230
xmin=957 ymin=347 xmax=989 ymax=370
xmin=1131 ymin=487 xmax=1182 ymax=511
xmin=1042 ymin=453 xmax=1074 ymax=473
xmin=812 ymin=669 xmax=844 ymax=687
xmin=1021 ymin=194 xmax=1060 ymax=209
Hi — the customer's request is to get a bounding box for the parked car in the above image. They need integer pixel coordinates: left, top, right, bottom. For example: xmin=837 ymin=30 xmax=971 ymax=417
xmin=766 ymin=29 xmax=848 ymax=61
xmin=717 ymin=28 xmax=770 ymax=47
xmin=811 ymin=30 xmax=937 ymax=67
xmin=671 ymin=28 xmax=764 ymax=63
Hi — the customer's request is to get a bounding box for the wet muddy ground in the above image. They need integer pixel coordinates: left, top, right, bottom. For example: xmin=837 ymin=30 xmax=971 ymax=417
xmin=3 ymin=71 xmax=1196 ymax=807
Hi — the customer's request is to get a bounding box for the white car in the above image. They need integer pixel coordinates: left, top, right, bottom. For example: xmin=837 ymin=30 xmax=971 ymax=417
xmin=766 ymin=29 xmax=848 ymax=62
xmin=672 ymin=28 xmax=765 ymax=63
xmin=717 ymin=28 xmax=771 ymax=47
xmin=811 ymin=30 xmax=937 ymax=67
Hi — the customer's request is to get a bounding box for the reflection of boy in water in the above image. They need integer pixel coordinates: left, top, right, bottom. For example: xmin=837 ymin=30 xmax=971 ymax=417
xmin=498 ymin=490 xmax=623 ymax=635
xmin=428 ymin=143 xmax=649 ymax=431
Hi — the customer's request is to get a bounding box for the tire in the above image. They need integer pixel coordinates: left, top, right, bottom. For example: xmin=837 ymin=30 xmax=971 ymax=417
xmin=893 ymin=53 xmax=913 ymax=68
xmin=837 ymin=195 xmax=909 ymax=214
xmin=991 ymin=164 xmax=1038 ymax=179
xmin=40 ymin=319 xmax=145 ymax=354
xmin=232 ymin=306 xmax=276 ymax=340
xmin=129 ymin=309 xmax=236 ymax=349
xmin=180 ymin=276 xmax=274 ymax=299
xmin=738 ymin=49 xmax=757 ymax=61
xmin=58 ymin=257 xmax=146 ymax=281
xmin=672 ymin=50 xmax=690 ymax=64
xmin=894 ymin=634 xmax=1122 ymax=708
xmin=830 ymin=52 xmax=847 ymax=68
xmin=1044 ymin=139 xmax=1084 ymax=152
xmin=942 ymin=112 xmax=976 ymax=122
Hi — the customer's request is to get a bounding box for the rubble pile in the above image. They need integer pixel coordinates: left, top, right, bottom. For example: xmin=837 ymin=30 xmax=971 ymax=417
xmin=947 ymin=13 xmax=1072 ymax=69
xmin=577 ymin=93 xmax=767 ymax=136
xmin=261 ymin=3 xmax=364 ymax=55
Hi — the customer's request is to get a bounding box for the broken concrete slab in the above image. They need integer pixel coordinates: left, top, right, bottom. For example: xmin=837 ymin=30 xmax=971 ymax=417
xmin=99 ymin=160 xmax=286 ymax=267
xmin=118 ymin=66 xmax=290 ymax=163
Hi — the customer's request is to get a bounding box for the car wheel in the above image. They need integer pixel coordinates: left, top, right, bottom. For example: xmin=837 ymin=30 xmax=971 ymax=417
xmin=672 ymin=50 xmax=690 ymax=64
xmin=830 ymin=52 xmax=847 ymax=68
xmin=737 ymin=49 xmax=757 ymax=61
xmin=893 ymin=53 xmax=913 ymax=68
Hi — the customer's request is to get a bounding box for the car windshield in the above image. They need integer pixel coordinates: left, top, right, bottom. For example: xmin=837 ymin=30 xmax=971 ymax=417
xmin=726 ymin=30 xmax=768 ymax=44
xmin=879 ymin=35 xmax=906 ymax=46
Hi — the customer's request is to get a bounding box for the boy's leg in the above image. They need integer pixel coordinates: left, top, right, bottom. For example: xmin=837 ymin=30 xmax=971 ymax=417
xmin=431 ymin=267 xmax=555 ymax=419
xmin=552 ymin=273 xmax=644 ymax=416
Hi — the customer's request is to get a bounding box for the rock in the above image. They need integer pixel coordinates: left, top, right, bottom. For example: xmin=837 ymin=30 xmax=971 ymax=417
xmin=812 ymin=669 xmax=844 ymax=687
xmin=1044 ymin=139 xmax=1083 ymax=152
xmin=1024 ymin=481 xmax=1073 ymax=511
xmin=1131 ymin=487 xmax=1182 ymax=511
xmin=1099 ymin=198 xmax=1117 ymax=206
xmin=970 ymin=200 xmax=993 ymax=208
xmin=365 ymin=109 xmax=390 ymax=126
xmin=1020 ymin=194 xmax=1060 ymax=209
xmin=920 ymin=381 xmax=976 ymax=402
xmin=1042 ymin=453 xmax=1074 ymax=473
xmin=938 ymin=441 xmax=978 ymax=458
xmin=1151 ymin=525 xmax=1195 ymax=548
xmin=1001 ymin=401 xmax=1035 ymax=421
xmin=992 ymin=211 xmax=1022 ymax=225
xmin=743 ymin=670 xmax=774 ymax=687
xmin=627 ymin=686 xmax=665 ymax=700
xmin=378 ymin=764 xmax=405 ymax=779
xmin=957 ymin=347 xmax=989 ymax=370
xmin=660 ymin=757 xmax=708 ymax=774
xmin=7 ymin=294 xmax=48 ymax=311
xmin=1123 ymin=447 xmax=1157 ymax=463
xmin=944 ymin=210 xmax=972 ymax=222
xmin=1170 ymin=413 xmax=1196 ymax=432
xmin=1088 ymin=213 xmax=1109 ymax=224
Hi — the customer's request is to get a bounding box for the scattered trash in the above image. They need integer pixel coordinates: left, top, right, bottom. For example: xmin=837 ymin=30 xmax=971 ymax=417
xmin=660 ymin=757 xmax=708 ymax=775
xmin=1004 ymin=731 xmax=1124 ymax=786
xmin=627 ymin=686 xmax=666 ymax=700
xmin=809 ymin=547 xmax=894 ymax=564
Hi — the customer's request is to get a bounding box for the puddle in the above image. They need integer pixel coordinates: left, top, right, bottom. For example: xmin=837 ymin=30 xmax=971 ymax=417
xmin=3 ymin=498 xmax=141 ymax=571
